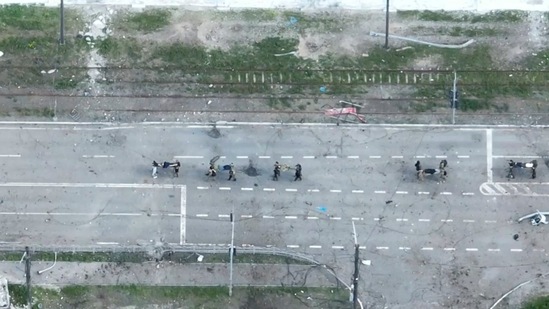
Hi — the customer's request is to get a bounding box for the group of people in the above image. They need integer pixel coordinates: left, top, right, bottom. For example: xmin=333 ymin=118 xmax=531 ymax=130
xmin=204 ymin=161 xmax=303 ymax=181
xmin=152 ymin=160 xmax=181 ymax=179
xmin=273 ymin=161 xmax=302 ymax=181
xmin=415 ymin=160 xmax=448 ymax=181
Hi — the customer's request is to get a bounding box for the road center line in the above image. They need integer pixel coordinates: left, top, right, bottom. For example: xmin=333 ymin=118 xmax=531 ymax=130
xmin=287 ymin=245 xmax=300 ymax=248
xmin=303 ymin=156 xmax=315 ymax=159
xmin=308 ymin=189 xmax=320 ymax=192
xmin=218 ymin=214 xmax=230 ymax=218
xmin=391 ymin=155 xmax=404 ymax=159
xmin=241 ymin=188 xmax=253 ymax=191
xmin=486 ymin=128 xmax=493 ymax=183
xmin=396 ymin=191 xmax=408 ymax=194
xmin=418 ymin=219 xmax=430 ymax=222
xmin=330 ymin=189 xmax=342 ymax=193
xmin=263 ymin=215 xmax=274 ymax=219
xmin=352 ymin=190 xmax=364 ymax=193
xmin=374 ymin=190 xmax=386 ymax=194
xmin=369 ymin=155 xmax=381 ymax=159
xmin=82 ymin=155 xmax=115 ymax=158
xmin=241 ymin=215 xmax=253 ymax=218
xmin=347 ymin=155 xmax=360 ymax=159
xmin=236 ymin=156 xmax=248 ymax=159
xmin=325 ymin=155 xmax=338 ymax=159
xmin=281 ymin=156 xmax=293 ymax=159
xmin=332 ymin=245 xmax=345 ymax=249
xmin=97 ymin=242 xmax=119 ymax=245
xmin=421 ymin=247 xmax=434 ymax=251
xmin=196 ymin=214 xmax=208 ymax=217
xmin=180 ymin=186 xmax=186 ymax=245
xmin=307 ymin=216 xmax=318 ymax=220
xmin=309 ymin=245 xmax=322 ymax=249
xmin=174 ymin=155 xmax=204 ymax=159
xmin=466 ymin=248 xmax=478 ymax=251
xmin=0 ymin=154 xmax=21 ymax=158
xmin=285 ymin=216 xmax=297 ymax=219
xmin=457 ymin=155 xmax=470 ymax=158
xmin=263 ymin=188 xmax=275 ymax=191
xmin=444 ymin=248 xmax=456 ymax=251
xmin=0 ymin=182 xmax=183 ymax=189
xmin=258 ymin=156 xmax=271 ymax=159
xmin=285 ymin=188 xmax=298 ymax=192
xmin=376 ymin=246 xmax=389 ymax=250
xmin=219 ymin=187 xmax=231 ymax=191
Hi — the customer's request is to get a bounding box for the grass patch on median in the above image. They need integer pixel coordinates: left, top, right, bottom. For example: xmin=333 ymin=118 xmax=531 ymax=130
xmin=113 ymin=9 xmax=173 ymax=33
xmin=14 ymin=285 xmax=348 ymax=309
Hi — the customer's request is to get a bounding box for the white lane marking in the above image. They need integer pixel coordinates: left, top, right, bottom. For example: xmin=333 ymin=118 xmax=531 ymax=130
xmin=399 ymin=247 xmax=411 ymax=250
xmin=510 ymin=249 xmax=523 ymax=252
xmin=396 ymin=218 xmax=408 ymax=222
xmin=280 ymin=156 xmax=293 ymax=159
xmin=359 ymin=246 xmax=367 ymax=250
xmin=351 ymin=217 xmax=363 ymax=221
xmin=418 ymin=191 xmax=430 ymax=195
xmin=486 ymin=129 xmax=493 ymax=183
xmin=347 ymin=155 xmax=360 ymax=159
xmin=421 ymin=247 xmax=434 ymax=251
xmin=258 ymin=156 xmax=271 ymax=159
xmin=418 ymin=219 xmax=430 ymax=222
xmin=0 ymin=154 xmax=21 ymax=158
xmin=533 ymin=249 xmax=546 ymax=252
xmin=287 ymin=245 xmax=300 ymax=248
xmin=466 ymin=248 xmax=479 ymax=251
xmin=196 ymin=214 xmax=208 ymax=217
xmin=0 ymin=182 xmax=183 ymax=189
xmin=396 ymin=191 xmax=408 ymax=194
xmin=309 ymin=245 xmax=322 ymax=249
xmin=285 ymin=188 xmax=298 ymax=192
xmin=219 ymin=187 xmax=231 ymax=191
xmin=457 ymin=155 xmax=470 ymax=158
xmin=174 ymin=155 xmax=203 ymax=159
xmin=180 ymin=186 xmax=186 ymax=245
xmin=220 ymin=156 xmax=227 ymax=159
xmin=391 ymin=155 xmax=404 ymax=159
xmin=285 ymin=216 xmax=297 ymax=219
xmin=263 ymin=188 xmax=275 ymax=192
xmin=241 ymin=188 xmax=254 ymax=191
xmin=376 ymin=246 xmax=389 ymax=250
xmin=97 ymin=242 xmax=119 ymax=245
xmin=263 ymin=215 xmax=274 ymax=219
xmin=332 ymin=245 xmax=345 ymax=249
xmin=307 ymin=216 xmax=319 ymax=220
xmin=485 ymin=220 xmax=497 ymax=223
xmin=415 ymin=155 xmax=426 ymax=158
xmin=330 ymin=189 xmax=342 ymax=193
xmin=488 ymin=249 xmax=500 ymax=252
xmin=369 ymin=155 xmax=381 ymax=159
xmin=303 ymin=156 xmax=315 ymax=159
xmin=352 ymin=190 xmax=364 ymax=193
xmin=241 ymin=215 xmax=253 ymax=218
xmin=462 ymin=192 xmax=475 ymax=196
xmin=236 ymin=156 xmax=248 ymax=159
xmin=492 ymin=155 xmax=545 ymax=159
xmin=463 ymin=219 xmax=475 ymax=223
xmin=308 ymin=189 xmax=320 ymax=193
xmin=441 ymin=219 xmax=453 ymax=222
xmin=82 ymin=155 xmax=115 ymax=158
xmin=441 ymin=192 xmax=452 ymax=195
xmin=374 ymin=190 xmax=386 ymax=194
xmin=197 ymin=186 xmax=209 ymax=190
xmin=435 ymin=155 xmax=447 ymax=159
xmin=325 ymin=155 xmax=338 ymax=159
xmin=0 ymin=212 xmax=162 ymax=216
xmin=444 ymin=248 xmax=456 ymax=251
xmin=218 ymin=214 xmax=230 ymax=218
xmin=374 ymin=218 xmax=381 ymax=221
xmin=330 ymin=217 xmax=342 ymax=220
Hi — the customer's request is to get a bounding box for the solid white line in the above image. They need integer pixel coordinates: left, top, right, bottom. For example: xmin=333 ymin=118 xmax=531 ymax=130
xmin=325 ymin=155 xmax=338 ymax=159
xmin=330 ymin=189 xmax=342 ymax=193
xmin=441 ymin=192 xmax=452 ymax=195
xmin=510 ymin=249 xmax=523 ymax=252
xmin=307 ymin=216 xmax=319 ymax=220
xmin=287 ymin=245 xmax=300 ymax=248
xmin=180 ymin=186 xmax=186 ymax=245
xmin=352 ymin=190 xmax=364 ymax=193
xmin=463 ymin=219 xmax=475 ymax=223
xmin=309 ymin=245 xmax=322 ymax=249
xmin=263 ymin=188 xmax=275 ymax=192
xmin=236 ymin=156 xmax=248 ymax=159
xmin=0 ymin=154 xmax=21 ymax=158
xmin=418 ymin=191 xmax=430 ymax=195
xmin=391 ymin=155 xmax=404 ymax=159
xmin=241 ymin=215 xmax=253 ymax=218
xmin=303 ymin=156 xmax=315 ymax=159
xmin=196 ymin=214 xmax=208 ymax=217
xmin=444 ymin=248 xmax=456 ymax=251
xmin=0 ymin=212 xmax=146 ymax=216
xmin=369 ymin=155 xmax=381 ymax=159
xmin=418 ymin=219 xmax=430 ymax=222
xmin=488 ymin=249 xmax=500 ymax=252
xmin=332 ymin=245 xmax=345 ymax=249
xmin=462 ymin=192 xmax=475 ymax=196
xmin=374 ymin=190 xmax=386 ymax=194
xmin=174 ymin=155 xmax=204 ymax=159
xmin=457 ymin=155 xmax=470 ymax=158
xmin=487 ymin=129 xmax=493 ymax=183
xmin=258 ymin=156 xmax=271 ymax=159
xmin=330 ymin=217 xmax=342 ymax=220
xmin=219 ymin=187 xmax=231 ymax=191
xmin=396 ymin=191 xmax=408 ymax=194
xmin=435 ymin=155 xmax=447 ymax=159
xmin=218 ymin=214 xmax=230 ymax=218
xmin=197 ymin=186 xmax=209 ymax=190
xmin=347 ymin=156 xmax=360 ymax=159
xmin=466 ymin=248 xmax=478 ymax=251
xmin=308 ymin=189 xmax=320 ymax=192
xmin=281 ymin=156 xmax=293 ymax=159
xmin=376 ymin=246 xmax=389 ymax=250
xmin=399 ymin=247 xmax=411 ymax=250
xmin=97 ymin=242 xmax=119 ymax=245
xmin=285 ymin=216 xmax=297 ymax=219
xmin=263 ymin=215 xmax=274 ymax=219
xmin=241 ymin=188 xmax=253 ymax=191
xmin=285 ymin=188 xmax=298 ymax=192
xmin=492 ymin=155 xmax=544 ymax=159
xmin=0 ymin=182 xmax=183 ymax=189
xmin=421 ymin=247 xmax=434 ymax=251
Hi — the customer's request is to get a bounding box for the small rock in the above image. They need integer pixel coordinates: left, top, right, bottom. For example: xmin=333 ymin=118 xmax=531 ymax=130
xmin=47 ymin=69 xmax=57 ymax=74
xmin=41 ymin=70 xmax=46 ymax=74
xmin=0 ymin=51 xmax=3 ymax=57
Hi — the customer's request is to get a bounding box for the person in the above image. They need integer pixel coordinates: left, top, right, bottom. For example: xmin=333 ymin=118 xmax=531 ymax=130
xmin=228 ymin=163 xmax=236 ymax=181
xmin=273 ymin=161 xmax=281 ymax=181
xmin=206 ymin=165 xmax=217 ymax=177
xmin=294 ymin=164 xmax=302 ymax=181
xmin=152 ymin=161 xmax=160 ymax=179
xmin=173 ymin=160 xmax=180 ymax=177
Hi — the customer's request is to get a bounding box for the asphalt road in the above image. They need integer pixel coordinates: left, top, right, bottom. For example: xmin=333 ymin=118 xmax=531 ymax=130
xmin=1 ymin=122 xmax=549 ymax=307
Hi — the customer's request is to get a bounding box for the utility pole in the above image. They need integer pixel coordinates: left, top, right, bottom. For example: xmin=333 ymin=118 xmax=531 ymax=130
xmin=384 ymin=0 xmax=390 ymax=48
xmin=24 ymin=247 xmax=32 ymax=309
xmin=452 ymin=71 xmax=457 ymax=125
xmin=229 ymin=208 xmax=236 ymax=297
xmin=352 ymin=222 xmax=360 ymax=309
xmin=59 ymin=0 xmax=65 ymax=45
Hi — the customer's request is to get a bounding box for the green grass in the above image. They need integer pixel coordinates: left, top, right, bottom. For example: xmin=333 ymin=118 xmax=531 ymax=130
xmin=397 ymin=10 xmax=525 ymax=23
xmin=281 ymin=11 xmax=352 ymax=32
xmin=216 ymin=9 xmax=279 ymax=22
xmin=115 ymin=9 xmax=172 ymax=33
xmin=0 ymin=4 xmax=60 ymax=31
xmin=97 ymin=36 xmax=142 ymax=62
xmin=447 ymin=26 xmax=500 ymax=37
xmin=523 ymin=295 xmax=549 ymax=308
xmin=13 ymin=107 xmax=55 ymax=117
xmin=9 ymin=284 xmax=29 ymax=306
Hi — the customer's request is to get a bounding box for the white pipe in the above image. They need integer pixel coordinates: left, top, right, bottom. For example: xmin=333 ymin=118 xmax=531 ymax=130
xmin=37 ymin=252 xmax=57 ymax=275
xmin=370 ymin=32 xmax=475 ymax=49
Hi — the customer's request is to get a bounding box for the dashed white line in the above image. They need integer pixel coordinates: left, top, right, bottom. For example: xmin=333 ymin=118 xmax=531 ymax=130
xmin=369 ymin=155 xmax=381 ymax=159
xmin=399 ymin=247 xmax=411 ymax=251
xmin=330 ymin=189 xmax=342 ymax=193
xmin=457 ymin=155 xmax=470 ymax=158
xmin=374 ymin=190 xmax=386 ymax=194
xmin=325 ymin=155 xmax=338 ymax=159
xmin=263 ymin=215 xmax=274 ymax=219
xmin=435 ymin=155 xmax=447 ymax=159
xmin=352 ymin=190 xmax=364 ymax=193
xmin=287 ymin=245 xmax=300 ymax=248
xmin=462 ymin=192 xmax=475 ymax=196
xmin=258 ymin=156 xmax=271 ymax=159
xmin=488 ymin=249 xmax=500 ymax=252
xmin=533 ymin=249 xmax=546 ymax=252
xmin=330 ymin=217 xmax=342 ymax=220
xmin=332 ymin=245 xmax=345 ymax=249
xmin=285 ymin=216 xmax=297 ymax=219
xmin=466 ymin=248 xmax=479 ymax=251
xmin=374 ymin=218 xmax=381 ymax=221
xmin=484 ymin=220 xmax=497 ymax=223
xmin=359 ymin=246 xmax=367 ymax=250
xmin=510 ymin=249 xmax=523 ymax=252
xmin=415 ymin=155 xmax=426 ymax=159
xmin=82 ymin=155 xmax=115 ymax=158
xmin=174 ymin=155 xmax=203 ymax=159
xmin=441 ymin=192 xmax=452 ymax=195
xmin=263 ymin=188 xmax=275 ymax=192
xmin=309 ymin=245 xmax=322 ymax=249
xmin=241 ymin=215 xmax=253 ymax=218
xmin=391 ymin=155 xmax=404 ymax=159
xmin=351 ymin=217 xmax=363 ymax=221
xmin=418 ymin=219 xmax=430 ymax=222
xmin=281 ymin=156 xmax=293 ymax=159
xmin=196 ymin=214 xmax=208 ymax=217
xmin=303 ymin=156 xmax=315 ymax=159
xmin=463 ymin=219 xmax=475 ymax=223
xmin=418 ymin=191 xmax=430 ymax=195
xmin=396 ymin=191 xmax=408 ymax=194
xmin=444 ymin=248 xmax=456 ymax=251
xmin=285 ymin=188 xmax=298 ymax=192
xmin=307 ymin=189 xmax=320 ymax=193
xmin=421 ymin=247 xmax=434 ymax=251
xmin=307 ymin=216 xmax=319 ymax=220
xmin=97 ymin=242 xmax=119 ymax=245
xmin=236 ymin=156 xmax=248 ymax=159
xmin=376 ymin=246 xmax=389 ymax=250
xmin=241 ymin=187 xmax=254 ymax=191
xmin=219 ymin=187 xmax=231 ymax=191
xmin=218 ymin=214 xmax=230 ymax=218
xmin=396 ymin=218 xmax=408 ymax=222
xmin=197 ymin=186 xmax=209 ymax=190
xmin=347 ymin=155 xmax=360 ymax=159
xmin=0 ymin=154 xmax=21 ymax=158
xmin=441 ymin=219 xmax=453 ymax=222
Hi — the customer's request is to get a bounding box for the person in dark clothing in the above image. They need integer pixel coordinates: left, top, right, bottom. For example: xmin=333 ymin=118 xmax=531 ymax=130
xmin=294 ymin=164 xmax=302 ymax=181
xmin=173 ymin=160 xmax=181 ymax=177
xmin=228 ymin=163 xmax=236 ymax=181
xmin=273 ymin=161 xmax=281 ymax=181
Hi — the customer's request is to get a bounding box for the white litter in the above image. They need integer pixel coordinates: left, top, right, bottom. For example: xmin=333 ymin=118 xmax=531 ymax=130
xmin=197 ymin=254 xmax=204 ymax=262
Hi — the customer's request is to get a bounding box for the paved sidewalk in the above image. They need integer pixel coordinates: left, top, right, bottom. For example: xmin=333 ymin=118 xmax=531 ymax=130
xmin=0 ymin=261 xmax=339 ymax=287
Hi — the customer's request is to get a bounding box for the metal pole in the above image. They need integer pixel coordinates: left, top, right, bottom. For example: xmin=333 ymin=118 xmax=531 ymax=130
xmin=452 ymin=71 xmax=457 ymax=125
xmin=384 ymin=0 xmax=390 ymax=48
xmin=352 ymin=222 xmax=359 ymax=309
xmin=229 ymin=210 xmax=235 ymax=297
xmin=59 ymin=0 xmax=65 ymax=45
xmin=24 ymin=247 xmax=32 ymax=309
